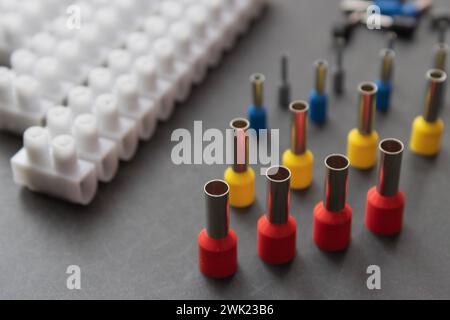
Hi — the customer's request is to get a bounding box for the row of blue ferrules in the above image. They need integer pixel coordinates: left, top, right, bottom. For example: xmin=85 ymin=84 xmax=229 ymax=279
xmin=248 ymin=73 xmax=267 ymax=132
xmin=309 ymin=60 xmax=328 ymax=125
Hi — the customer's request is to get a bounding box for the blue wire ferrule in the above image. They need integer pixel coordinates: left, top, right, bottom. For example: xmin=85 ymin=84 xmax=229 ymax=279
xmin=309 ymin=60 xmax=328 ymax=125
xmin=375 ymin=80 xmax=392 ymax=112
xmin=248 ymin=73 xmax=267 ymax=132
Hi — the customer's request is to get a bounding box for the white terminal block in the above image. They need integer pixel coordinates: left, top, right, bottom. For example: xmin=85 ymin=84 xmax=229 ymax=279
xmin=67 ymin=86 xmax=95 ymax=116
xmin=34 ymin=56 xmax=71 ymax=104
xmin=113 ymin=0 xmax=143 ymax=29
xmin=153 ymin=38 xmax=192 ymax=103
xmin=46 ymin=107 xmax=119 ymax=182
xmin=88 ymin=67 xmax=114 ymax=98
xmin=159 ymin=1 xmax=184 ymax=23
xmin=126 ymin=32 xmax=151 ymax=60
xmin=28 ymin=32 xmax=57 ymax=57
xmin=211 ymin=0 xmax=240 ymax=51
xmin=94 ymin=7 xmax=124 ymax=47
xmin=18 ymin=1 xmax=46 ymax=36
xmin=56 ymin=40 xmax=91 ymax=83
xmin=47 ymin=16 xmax=78 ymax=40
xmin=0 ymin=13 xmax=29 ymax=60
xmin=0 ymin=68 xmax=53 ymax=134
xmin=76 ymin=23 xmax=109 ymax=65
xmin=114 ymin=74 xmax=159 ymax=141
xmin=11 ymin=127 xmax=98 ymax=205
xmin=10 ymin=48 xmax=37 ymax=75
xmin=4 ymin=0 xmax=265 ymax=203
xmin=133 ymin=55 xmax=176 ymax=122
xmin=144 ymin=15 xmax=169 ymax=42
xmin=93 ymin=94 xmax=139 ymax=161
xmin=186 ymin=5 xmax=222 ymax=68
xmin=235 ymin=0 xmax=256 ymax=35
xmin=220 ymin=0 xmax=250 ymax=50
xmin=107 ymin=49 xmax=133 ymax=79
xmin=170 ymin=21 xmax=208 ymax=85
xmin=72 ymin=114 xmax=119 ymax=182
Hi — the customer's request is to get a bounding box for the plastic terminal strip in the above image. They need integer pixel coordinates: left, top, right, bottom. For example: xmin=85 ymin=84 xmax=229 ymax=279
xmin=0 ymin=67 xmax=54 ymax=134
xmin=46 ymin=107 xmax=120 ymax=183
xmin=93 ymin=94 xmax=140 ymax=162
xmin=11 ymin=127 xmax=98 ymax=205
xmin=5 ymin=0 xmax=268 ymax=204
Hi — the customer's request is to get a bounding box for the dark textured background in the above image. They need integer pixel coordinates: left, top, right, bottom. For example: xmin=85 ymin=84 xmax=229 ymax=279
xmin=0 ymin=0 xmax=449 ymax=299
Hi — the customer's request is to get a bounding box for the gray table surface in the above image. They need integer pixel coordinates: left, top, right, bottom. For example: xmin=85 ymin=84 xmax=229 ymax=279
xmin=1 ymin=0 xmax=450 ymax=300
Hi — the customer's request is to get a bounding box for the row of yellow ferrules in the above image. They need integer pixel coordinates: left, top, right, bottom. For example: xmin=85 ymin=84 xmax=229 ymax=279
xmin=348 ymin=69 xmax=447 ymax=171
xmin=225 ymin=69 xmax=446 ymax=208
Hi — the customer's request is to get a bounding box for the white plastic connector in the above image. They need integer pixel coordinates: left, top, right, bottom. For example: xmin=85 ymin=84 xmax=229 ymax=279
xmin=114 ymin=74 xmax=159 ymax=141
xmin=133 ymin=55 xmax=176 ymax=122
xmin=107 ymin=49 xmax=133 ymax=79
xmin=94 ymin=94 xmax=139 ymax=161
xmin=186 ymin=4 xmax=222 ymax=67
xmin=56 ymin=40 xmax=91 ymax=83
xmin=11 ymin=127 xmax=98 ymax=205
xmin=28 ymin=32 xmax=57 ymax=57
xmin=153 ymin=38 xmax=192 ymax=103
xmin=94 ymin=7 xmax=123 ymax=46
xmin=113 ymin=0 xmax=142 ymax=29
xmin=67 ymin=86 xmax=95 ymax=116
xmin=34 ymin=56 xmax=71 ymax=103
xmin=46 ymin=107 xmax=120 ymax=182
xmin=144 ymin=15 xmax=169 ymax=41
xmin=125 ymin=32 xmax=150 ymax=60
xmin=10 ymin=49 xmax=37 ymax=75
xmin=169 ymin=21 xmax=208 ymax=85
xmin=88 ymin=67 xmax=114 ymax=98
xmin=0 ymin=68 xmax=53 ymax=134
xmin=5 ymin=0 xmax=266 ymax=203
xmin=72 ymin=114 xmax=120 ymax=182
xmin=160 ymin=1 xmax=184 ymax=23
xmin=76 ymin=23 xmax=108 ymax=65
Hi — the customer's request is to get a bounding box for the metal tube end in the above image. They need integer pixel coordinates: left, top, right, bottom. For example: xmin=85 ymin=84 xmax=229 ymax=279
xmin=357 ymin=82 xmax=377 ymax=135
xmin=377 ymin=138 xmax=404 ymax=197
xmin=251 ymin=73 xmax=265 ymax=108
xmin=314 ymin=59 xmax=328 ymax=94
xmin=380 ymin=48 xmax=395 ymax=82
xmin=266 ymin=166 xmax=291 ymax=225
xmin=204 ymin=179 xmax=230 ymax=240
xmin=324 ymin=154 xmax=349 ymax=212
xmin=289 ymin=100 xmax=309 ymax=155
xmin=281 ymin=54 xmax=289 ymax=83
xmin=438 ymin=19 xmax=448 ymax=44
xmin=423 ymin=69 xmax=447 ymax=123
xmin=387 ymin=31 xmax=397 ymax=50
xmin=336 ymin=38 xmax=344 ymax=68
xmin=434 ymin=43 xmax=449 ymax=71
xmin=230 ymin=118 xmax=250 ymax=173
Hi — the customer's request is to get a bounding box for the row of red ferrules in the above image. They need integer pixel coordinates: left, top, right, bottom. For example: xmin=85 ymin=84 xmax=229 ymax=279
xmin=198 ymin=139 xmax=405 ymax=278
